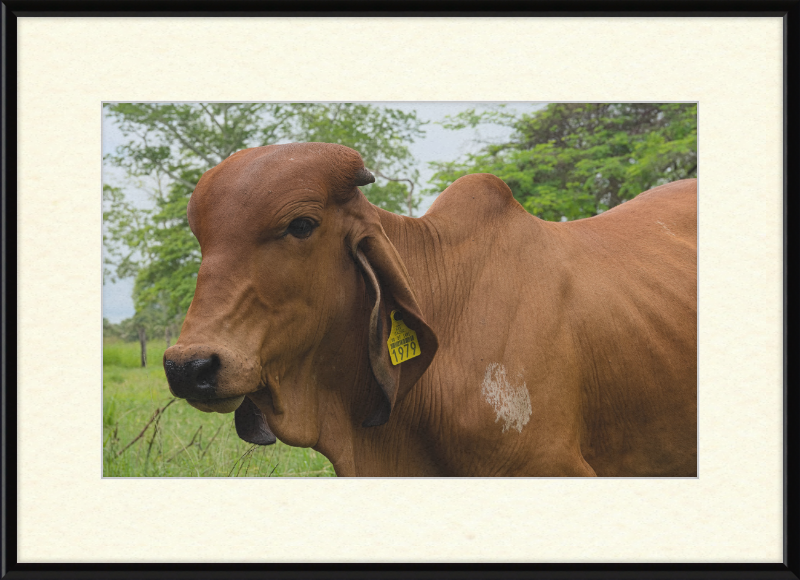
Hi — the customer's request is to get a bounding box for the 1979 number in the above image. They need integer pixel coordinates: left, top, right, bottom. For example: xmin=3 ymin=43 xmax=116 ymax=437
xmin=391 ymin=341 xmax=417 ymax=363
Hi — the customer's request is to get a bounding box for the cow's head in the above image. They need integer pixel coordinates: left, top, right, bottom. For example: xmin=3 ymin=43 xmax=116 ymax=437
xmin=163 ymin=143 xmax=438 ymax=448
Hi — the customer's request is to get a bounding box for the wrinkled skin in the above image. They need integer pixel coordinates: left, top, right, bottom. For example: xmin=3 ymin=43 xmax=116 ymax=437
xmin=164 ymin=142 xmax=697 ymax=477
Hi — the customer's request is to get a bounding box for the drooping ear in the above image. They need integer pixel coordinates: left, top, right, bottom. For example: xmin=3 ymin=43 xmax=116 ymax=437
xmin=354 ymin=231 xmax=439 ymax=427
xmin=234 ymin=395 xmax=276 ymax=445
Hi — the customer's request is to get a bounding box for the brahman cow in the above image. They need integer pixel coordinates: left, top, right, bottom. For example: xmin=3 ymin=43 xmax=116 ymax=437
xmin=163 ymin=142 xmax=697 ymax=477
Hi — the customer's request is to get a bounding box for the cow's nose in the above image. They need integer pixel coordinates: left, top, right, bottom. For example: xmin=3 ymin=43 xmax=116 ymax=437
xmin=164 ymin=354 xmax=221 ymax=400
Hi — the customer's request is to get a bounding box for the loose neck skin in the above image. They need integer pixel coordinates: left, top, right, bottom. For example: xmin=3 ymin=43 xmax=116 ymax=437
xmin=313 ymin=206 xmax=561 ymax=476
xmin=312 ymin=209 xmax=449 ymax=476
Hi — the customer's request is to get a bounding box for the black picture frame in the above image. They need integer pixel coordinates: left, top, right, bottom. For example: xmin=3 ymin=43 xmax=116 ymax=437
xmin=2 ymin=2 xmax=797 ymax=579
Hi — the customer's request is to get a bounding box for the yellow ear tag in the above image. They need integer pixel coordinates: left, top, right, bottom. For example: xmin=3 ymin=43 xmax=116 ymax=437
xmin=387 ymin=310 xmax=421 ymax=365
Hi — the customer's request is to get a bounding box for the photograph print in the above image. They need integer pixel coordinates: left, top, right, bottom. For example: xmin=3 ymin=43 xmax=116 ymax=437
xmin=102 ymin=102 xmax=698 ymax=477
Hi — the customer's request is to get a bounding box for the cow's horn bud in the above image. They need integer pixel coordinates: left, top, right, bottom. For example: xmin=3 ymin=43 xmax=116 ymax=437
xmin=353 ymin=168 xmax=376 ymax=187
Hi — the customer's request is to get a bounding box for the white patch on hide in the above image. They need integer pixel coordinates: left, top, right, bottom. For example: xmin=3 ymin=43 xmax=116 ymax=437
xmin=481 ymin=363 xmax=532 ymax=433
xmin=657 ymin=220 xmax=676 ymax=237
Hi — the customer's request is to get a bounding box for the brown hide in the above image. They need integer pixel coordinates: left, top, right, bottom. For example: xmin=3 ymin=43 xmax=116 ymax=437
xmin=164 ymin=142 xmax=697 ymax=477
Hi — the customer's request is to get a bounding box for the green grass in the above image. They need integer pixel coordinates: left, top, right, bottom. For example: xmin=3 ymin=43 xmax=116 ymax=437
xmin=103 ymin=337 xmax=171 ymax=368
xmin=103 ymin=340 xmax=336 ymax=477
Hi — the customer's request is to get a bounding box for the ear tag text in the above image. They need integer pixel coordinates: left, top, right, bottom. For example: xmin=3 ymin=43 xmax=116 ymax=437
xmin=387 ymin=310 xmax=421 ymax=365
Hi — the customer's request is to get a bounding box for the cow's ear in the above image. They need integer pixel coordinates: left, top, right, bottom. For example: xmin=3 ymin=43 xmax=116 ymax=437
xmin=355 ymin=233 xmax=439 ymax=427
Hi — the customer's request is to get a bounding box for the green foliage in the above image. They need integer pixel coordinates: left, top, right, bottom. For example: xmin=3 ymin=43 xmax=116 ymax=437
xmin=103 ymin=184 xmax=148 ymax=283
xmin=131 ymin=169 xmax=202 ymax=322
xmin=103 ymin=317 xmax=121 ymax=338
xmin=361 ymin=180 xmax=415 ymax=215
xmin=103 ymin=103 xmax=426 ymax=330
xmin=429 ymin=103 xmax=697 ymax=221
xmin=103 ymin=341 xmax=335 ymax=477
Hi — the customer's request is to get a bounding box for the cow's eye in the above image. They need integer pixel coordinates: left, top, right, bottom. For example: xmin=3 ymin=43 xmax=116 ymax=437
xmin=286 ymin=218 xmax=317 ymax=239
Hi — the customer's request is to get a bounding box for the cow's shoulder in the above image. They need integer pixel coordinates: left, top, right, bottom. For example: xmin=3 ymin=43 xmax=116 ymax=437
xmin=424 ymin=173 xmax=525 ymax=226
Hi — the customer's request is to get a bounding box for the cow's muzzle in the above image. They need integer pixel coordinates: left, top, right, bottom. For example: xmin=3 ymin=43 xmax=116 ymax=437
xmin=163 ymin=344 xmax=258 ymax=413
xmin=164 ymin=354 xmax=220 ymax=399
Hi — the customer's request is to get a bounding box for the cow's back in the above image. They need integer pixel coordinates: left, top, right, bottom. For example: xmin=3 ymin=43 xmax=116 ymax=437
xmin=560 ymin=179 xmax=697 ymax=476
xmin=580 ymin=178 xmax=697 ymax=249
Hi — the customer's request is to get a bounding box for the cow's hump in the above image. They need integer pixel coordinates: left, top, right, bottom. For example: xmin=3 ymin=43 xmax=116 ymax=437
xmin=425 ymin=173 xmax=523 ymax=225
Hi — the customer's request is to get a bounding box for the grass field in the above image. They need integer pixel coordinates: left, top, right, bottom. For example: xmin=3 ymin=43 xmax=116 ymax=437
xmin=103 ymin=338 xmax=336 ymax=477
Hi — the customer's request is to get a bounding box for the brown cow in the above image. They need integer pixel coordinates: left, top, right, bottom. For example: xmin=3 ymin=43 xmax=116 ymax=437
xmin=164 ymin=142 xmax=697 ymax=477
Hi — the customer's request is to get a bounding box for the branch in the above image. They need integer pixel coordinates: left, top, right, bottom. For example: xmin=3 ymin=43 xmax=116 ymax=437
xmin=373 ymin=169 xmax=416 ymax=216
xmin=154 ymin=162 xmax=200 ymax=190
xmin=166 ymin=425 xmax=203 ymax=462
xmin=155 ymin=119 xmax=220 ymax=166
xmin=199 ymin=423 xmax=225 ymax=459
xmin=373 ymin=169 xmax=415 ymax=193
xmin=223 ymin=104 xmax=268 ymax=158
xmin=115 ymin=398 xmax=177 ymax=457
xmin=200 ymin=103 xmax=228 ymax=139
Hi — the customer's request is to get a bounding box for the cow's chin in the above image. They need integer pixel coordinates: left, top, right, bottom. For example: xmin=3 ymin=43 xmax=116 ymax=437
xmin=186 ymin=395 xmax=245 ymax=414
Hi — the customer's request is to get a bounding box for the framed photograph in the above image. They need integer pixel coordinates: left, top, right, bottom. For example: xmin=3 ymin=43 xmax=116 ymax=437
xmin=4 ymin=3 xmax=795 ymax=578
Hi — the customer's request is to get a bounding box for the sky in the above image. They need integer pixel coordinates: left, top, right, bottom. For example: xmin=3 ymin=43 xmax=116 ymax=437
xmin=102 ymin=102 xmax=546 ymax=323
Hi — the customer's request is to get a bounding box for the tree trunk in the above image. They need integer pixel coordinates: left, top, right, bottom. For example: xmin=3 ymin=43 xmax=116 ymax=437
xmin=138 ymin=327 xmax=147 ymax=367
xmin=165 ymin=325 xmax=172 ymax=348
xmin=405 ymin=180 xmax=415 ymax=217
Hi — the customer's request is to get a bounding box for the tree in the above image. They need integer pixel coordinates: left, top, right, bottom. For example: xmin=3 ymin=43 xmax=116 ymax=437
xmin=428 ymin=103 xmax=697 ymax=221
xmin=103 ymin=314 xmax=150 ymax=366
xmin=103 ymin=103 xmax=426 ymax=335
xmin=103 ymin=317 xmax=121 ymax=339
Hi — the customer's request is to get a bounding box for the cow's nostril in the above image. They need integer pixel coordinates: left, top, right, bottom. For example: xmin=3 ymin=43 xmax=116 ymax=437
xmin=164 ymin=354 xmax=221 ymax=400
xmin=192 ymin=354 xmax=221 ymax=388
